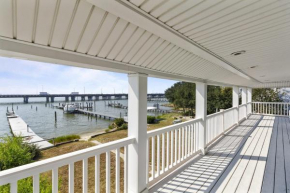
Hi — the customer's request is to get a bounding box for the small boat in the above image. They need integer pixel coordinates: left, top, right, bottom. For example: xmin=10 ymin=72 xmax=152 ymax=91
xmin=63 ymin=104 xmax=77 ymax=113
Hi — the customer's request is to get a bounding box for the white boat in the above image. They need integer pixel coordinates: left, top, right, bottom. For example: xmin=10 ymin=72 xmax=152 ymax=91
xmin=63 ymin=104 xmax=77 ymax=113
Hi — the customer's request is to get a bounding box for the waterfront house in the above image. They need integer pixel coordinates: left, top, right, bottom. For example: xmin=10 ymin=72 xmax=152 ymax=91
xmin=0 ymin=0 xmax=290 ymax=192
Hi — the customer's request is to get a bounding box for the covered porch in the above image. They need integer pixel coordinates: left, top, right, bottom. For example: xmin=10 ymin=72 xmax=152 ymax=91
xmin=0 ymin=0 xmax=290 ymax=193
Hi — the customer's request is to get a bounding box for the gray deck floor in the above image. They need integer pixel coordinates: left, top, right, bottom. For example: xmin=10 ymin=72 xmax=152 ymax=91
xmin=151 ymin=115 xmax=290 ymax=193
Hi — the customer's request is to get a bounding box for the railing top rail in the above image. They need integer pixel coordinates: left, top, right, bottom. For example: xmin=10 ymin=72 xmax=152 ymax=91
xmin=147 ymin=118 xmax=202 ymax=137
xmin=223 ymin=106 xmax=238 ymax=113
xmin=207 ymin=107 xmax=237 ymax=118
xmin=239 ymin=104 xmax=247 ymax=107
xmin=0 ymin=136 xmax=135 ymax=185
xmin=252 ymin=101 xmax=290 ymax=104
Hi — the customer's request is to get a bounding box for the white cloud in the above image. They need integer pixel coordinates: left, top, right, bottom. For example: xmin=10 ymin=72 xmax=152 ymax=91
xmin=0 ymin=57 xmax=176 ymax=94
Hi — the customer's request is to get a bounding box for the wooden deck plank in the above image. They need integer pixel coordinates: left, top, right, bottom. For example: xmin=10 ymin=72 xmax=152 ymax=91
xmin=235 ymin=116 xmax=271 ymax=192
xmin=248 ymin=116 xmax=274 ymax=193
xmin=261 ymin=116 xmax=279 ymax=193
xmin=284 ymin=118 xmax=290 ymax=192
xmin=274 ymin=117 xmax=287 ymax=193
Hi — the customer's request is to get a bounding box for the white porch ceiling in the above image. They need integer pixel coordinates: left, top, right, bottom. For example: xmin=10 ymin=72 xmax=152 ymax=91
xmin=0 ymin=0 xmax=289 ymax=88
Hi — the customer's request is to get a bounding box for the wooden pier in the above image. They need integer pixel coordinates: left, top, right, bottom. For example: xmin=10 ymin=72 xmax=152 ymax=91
xmin=7 ymin=116 xmax=53 ymax=150
xmin=76 ymin=109 xmax=121 ymax=121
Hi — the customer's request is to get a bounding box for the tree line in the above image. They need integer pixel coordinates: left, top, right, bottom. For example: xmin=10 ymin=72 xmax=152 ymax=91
xmin=165 ymin=82 xmax=283 ymax=115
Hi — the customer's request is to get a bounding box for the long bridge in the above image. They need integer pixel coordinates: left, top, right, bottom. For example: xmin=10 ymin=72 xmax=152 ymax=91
xmin=0 ymin=93 xmax=166 ymax=103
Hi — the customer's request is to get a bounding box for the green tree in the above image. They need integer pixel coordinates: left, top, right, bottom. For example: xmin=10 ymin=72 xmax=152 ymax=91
xmin=253 ymin=88 xmax=283 ymax=102
xmin=165 ymin=82 xmax=232 ymax=115
xmin=165 ymin=82 xmax=195 ymax=115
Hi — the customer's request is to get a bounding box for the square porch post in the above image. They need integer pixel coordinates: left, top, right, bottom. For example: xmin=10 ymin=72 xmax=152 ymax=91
xmin=128 ymin=73 xmax=148 ymax=193
xmin=247 ymin=88 xmax=252 ymax=115
xmin=195 ymin=82 xmax=207 ymax=155
xmin=242 ymin=87 xmax=247 ymax=104
xmin=242 ymin=87 xmax=248 ymax=119
xmin=233 ymin=86 xmax=239 ymax=124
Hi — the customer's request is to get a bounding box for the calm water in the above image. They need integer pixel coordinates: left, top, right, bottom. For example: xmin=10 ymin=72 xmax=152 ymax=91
xmin=0 ymin=98 xmax=170 ymax=139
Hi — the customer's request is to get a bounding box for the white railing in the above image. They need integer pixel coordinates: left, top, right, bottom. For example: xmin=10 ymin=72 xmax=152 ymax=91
xmin=252 ymin=102 xmax=290 ymax=116
xmin=247 ymin=102 xmax=252 ymax=116
xmin=206 ymin=111 xmax=223 ymax=144
xmin=206 ymin=107 xmax=238 ymax=144
xmin=0 ymin=137 xmax=135 ymax=193
xmin=147 ymin=118 xmax=202 ymax=183
xmin=238 ymin=104 xmax=247 ymax=121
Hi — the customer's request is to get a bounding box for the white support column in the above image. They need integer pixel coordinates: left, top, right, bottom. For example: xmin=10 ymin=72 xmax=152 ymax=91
xmin=128 ymin=73 xmax=148 ymax=193
xmin=242 ymin=87 xmax=247 ymax=104
xmin=195 ymin=82 xmax=207 ymax=155
xmin=233 ymin=86 xmax=239 ymax=124
xmin=247 ymin=88 xmax=252 ymax=114
xmin=242 ymin=87 xmax=247 ymax=119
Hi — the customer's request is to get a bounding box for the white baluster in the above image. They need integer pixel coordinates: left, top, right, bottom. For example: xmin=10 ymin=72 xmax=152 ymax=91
xmin=174 ymin=130 xmax=177 ymax=165
xmin=116 ymin=148 xmax=120 ymax=193
xmin=124 ymin=146 xmax=128 ymax=193
xmin=33 ymin=173 xmax=39 ymax=193
xmin=52 ymin=168 xmax=58 ymax=193
xmin=152 ymin=136 xmax=155 ymax=179
xmin=106 ymin=152 xmax=110 ymax=193
xmin=95 ymin=155 xmax=100 ymax=193
xmin=146 ymin=139 xmax=149 ymax=183
xmin=161 ymin=133 xmax=165 ymax=174
xmin=69 ymin=163 xmax=74 ymax=193
xmin=157 ymin=135 xmax=160 ymax=176
xmin=10 ymin=181 xmax=17 ymax=193
xmin=83 ymin=158 xmax=88 ymax=193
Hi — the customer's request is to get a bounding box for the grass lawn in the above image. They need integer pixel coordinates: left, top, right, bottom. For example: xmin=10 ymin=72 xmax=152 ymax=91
xmin=93 ymin=113 xmax=185 ymax=144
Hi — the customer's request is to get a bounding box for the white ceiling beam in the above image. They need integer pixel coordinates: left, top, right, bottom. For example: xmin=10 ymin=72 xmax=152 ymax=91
xmin=87 ymin=0 xmax=255 ymax=82
xmin=0 ymin=37 xmax=255 ymax=88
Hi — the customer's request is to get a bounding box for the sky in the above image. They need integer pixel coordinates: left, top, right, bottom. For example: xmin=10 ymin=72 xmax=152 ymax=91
xmin=0 ymin=57 xmax=177 ymax=94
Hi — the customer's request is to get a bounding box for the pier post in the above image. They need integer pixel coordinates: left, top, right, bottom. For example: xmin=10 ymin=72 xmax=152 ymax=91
xmin=71 ymin=96 xmax=75 ymax=102
xmin=51 ymin=97 xmax=55 ymax=103
xmin=23 ymin=97 xmax=29 ymax=103
xmin=65 ymin=96 xmax=69 ymax=102
xmin=46 ymin=97 xmax=49 ymax=103
xmin=81 ymin=96 xmax=85 ymax=101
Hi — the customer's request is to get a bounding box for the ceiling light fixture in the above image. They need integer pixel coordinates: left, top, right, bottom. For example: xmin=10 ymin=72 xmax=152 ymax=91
xmin=231 ymin=50 xmax=246 ymax=56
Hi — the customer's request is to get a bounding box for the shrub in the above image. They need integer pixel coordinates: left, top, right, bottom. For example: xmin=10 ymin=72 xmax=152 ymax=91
xmin=49 ymin=134 xmax=80 ymax=144
xmin=114 ymin=118 xmax=125 ymax=127
xmin=105 ymin=128 xmax=110 ymax=133
xmin=147 ymin=116 xmax=156 ymax=124
xmin=0 ymin=135 xmax=54 ymax=192
xmin=0 ymin=136 xmax=34 ymax=170
xmin=119 ymin=123 xmax=128 ymax=130
xmin=108 ymin=124 xmax=114 ymax=130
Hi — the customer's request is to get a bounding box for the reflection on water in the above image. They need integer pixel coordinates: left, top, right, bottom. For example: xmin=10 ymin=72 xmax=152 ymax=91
xmin=0 ymin=98 xmax=170 ymax=139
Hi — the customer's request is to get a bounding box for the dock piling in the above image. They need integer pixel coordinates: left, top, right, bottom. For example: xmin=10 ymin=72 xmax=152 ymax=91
xmin=55 ymin=111 xmax=57 ymax=122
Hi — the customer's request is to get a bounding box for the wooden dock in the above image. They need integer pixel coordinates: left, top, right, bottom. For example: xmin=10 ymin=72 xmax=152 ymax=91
xmin=7 ymin=116 xmax=53 ymax=150
xmin=76 ymin=109 xmax=120 ymax=120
